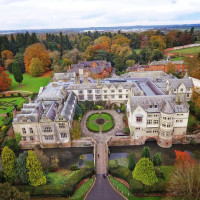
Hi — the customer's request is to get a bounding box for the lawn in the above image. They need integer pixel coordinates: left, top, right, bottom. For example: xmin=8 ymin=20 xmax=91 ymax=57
xmin=169 ymin=46 xmax=200 ymax=55
xmin=88 ymin=114 xmax=99 ymax=122
xmin=101 ymin=113 xmax=112 ymax=121
xmin=102 ymin=121 xmax=114 ymax=132
xmin=0 ymin=97 xmax=26 ymax=114
xmin=0 ymin=116 xmax=6 ymax=124
xmin=133 ymin=49 xmax=141 ymax=54
xmin=172 ymin=57 xmax=184 ymax=61
xmin=157 ymin=166 xmax=175 ymax=181
xmin=46 ymin=169 xmax=78 ymax=185
xmin=71 ymin=177 xmax=94 ymax=200
xmin=9 ymin=72 xmax=52 ymax=93
xmin=87 ymin=121 xmax=99 ymax=132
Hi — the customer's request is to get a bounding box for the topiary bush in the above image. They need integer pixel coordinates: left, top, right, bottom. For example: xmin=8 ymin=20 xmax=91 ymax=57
xmin=109 ymin=160 xmax=118 ymax=169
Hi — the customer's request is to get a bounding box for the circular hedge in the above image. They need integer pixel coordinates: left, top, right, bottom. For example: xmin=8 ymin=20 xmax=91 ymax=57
xmin=86 ymin=112 xmax=114 ymax=132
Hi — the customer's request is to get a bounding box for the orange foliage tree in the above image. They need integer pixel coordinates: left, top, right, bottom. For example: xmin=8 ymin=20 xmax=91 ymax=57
xmin=174 ymin=150 xmax=195 ymax=166
xmin=24 ymin=43 xmax=51 ymax=73
xmin=0 ymin=66 xmax=12 ymax=91
xmin=93 ymin=42 xmax=110 ymax=53
xmin=1 ymin=50 xmax=13 ymax=61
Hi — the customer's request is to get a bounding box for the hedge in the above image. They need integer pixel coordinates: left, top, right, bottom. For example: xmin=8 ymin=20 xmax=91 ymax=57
xmin=16 ymin=168 xmax=93 ymax=197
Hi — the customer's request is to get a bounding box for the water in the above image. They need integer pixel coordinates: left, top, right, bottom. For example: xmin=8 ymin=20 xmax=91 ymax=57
xmin=109 ymin=141 xmax=200 ymax=165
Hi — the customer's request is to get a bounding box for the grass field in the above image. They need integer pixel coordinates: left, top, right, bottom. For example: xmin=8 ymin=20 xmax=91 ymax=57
xmin=0 ymin=97 xmax=26 ymax=114
xmin=169 ymin=46 xmax=200 ymax=55
xmin=102 ymin=121 xmax=114 ymax=131
xmin=46 ymin=169 xmax=78 ymax=185
xmin=9 ymin=72 xmax=52 ymax=92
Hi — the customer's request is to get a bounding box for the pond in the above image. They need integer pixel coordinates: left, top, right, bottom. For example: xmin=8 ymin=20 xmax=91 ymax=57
xmin=109 ymin=141 xmax=200 ymax=166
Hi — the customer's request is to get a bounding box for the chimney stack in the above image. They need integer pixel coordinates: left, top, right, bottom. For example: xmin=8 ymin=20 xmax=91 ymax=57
xmin=36 ymin=107 xmax=40 ymax=120
xmin=58 ymin=98 xmax=62 ymax=110
xmin=42 ymin=99 xmax=45 ymax=109
xmin=54 ymin=103 xmax=58 ymax=115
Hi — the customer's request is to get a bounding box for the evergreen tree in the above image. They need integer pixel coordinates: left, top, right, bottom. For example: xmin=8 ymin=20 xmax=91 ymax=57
xmin=65 ymin=34 xmax=72 ymax=50
xmin=133 ymin=158 xmax=158 ymax=186
xmin=141 ymin=146 xmax=151 ymax=159
xmin=31 ymin=32 xmax=38 ymax=43
xmin=59 ymin=32 xmax=64 ymax=56
xmin=14 ymin=52 xmax=25 ymax=73
xmin=128 ymin=152 xmax=135 ymax=171
xmin=153 ymin=152 xmax=162 ymax=166
xmin=1 ymin=146 xmax=17 ymax=183
xmin=10 ymin=34 xmax=16 ymax=54
xmin=17 ymin=151 xmax=29 ymax=184
xmin=26 ymin=150 xmax=46 ymax=186
xmin=12 ymin=61 xmax=23 ymax=85
xmin=74 ymin=104 xmax=82 ymax=120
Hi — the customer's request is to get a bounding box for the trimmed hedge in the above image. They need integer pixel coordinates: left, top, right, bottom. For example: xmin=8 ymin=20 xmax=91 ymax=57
xmin=16 ymin=168 xmax=93 ymax=197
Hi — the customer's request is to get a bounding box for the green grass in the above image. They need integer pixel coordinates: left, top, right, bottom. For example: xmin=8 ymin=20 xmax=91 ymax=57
xmin=157 ymin=166 xmax=175 ymax=181
xmin=172 ymin=56 xmax=184 ymax=61
xmin=133 ymin=49 xmax=141 ymax=54
xmin=102 ymin=121 xmax=114 ymax=132
xmin=87 ymin=122 xmax=99 ymax=132
xmin=71 ymin=177 xmax=94 ymax=200
xmin=169 ymin=46 xmax=200 ymax=55
xmin=109 ymin=175 xmax=135 ymax=200
xmin=46 ymin=169 xmax=78 ymax=185
xmin=0 ymin=97 xmax=26 ymax=114
xmin=101 ymin=113 xmax=112 ymax=121
xmin=9 ymin=72 xmax=51 ymax=92
xmin=88 ymin=114 xmax=99 ymax=122
xmin=0 ymin=116 xmax=6 ymax=125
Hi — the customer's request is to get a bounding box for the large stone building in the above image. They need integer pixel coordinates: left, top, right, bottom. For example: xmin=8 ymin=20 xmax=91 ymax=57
xmin=13 ymin=70 xmax=194 ymax=149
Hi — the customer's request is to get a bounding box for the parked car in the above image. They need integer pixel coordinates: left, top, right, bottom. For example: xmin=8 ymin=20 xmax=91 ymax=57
xmin=115 ymin=132 xmax=127 ymax=136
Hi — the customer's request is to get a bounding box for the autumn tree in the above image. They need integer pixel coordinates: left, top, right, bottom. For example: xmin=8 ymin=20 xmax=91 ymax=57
xmin=185 ymin=56 xmax=200 ymax=79
xmin=50 ymin=155 xmax=59 ymax=172
xmin=0 ymin=66 xmax=12 ymax=92
xmin=12 ymin=61 xmax=23 ymax=85
xmin=0 ymin=182 xmax=30 ymax=200
xmin=16 ymin=151 xmax=29 ymax=184
xmin=150 ymin=35 xmax=166 ymax=51
xmin=24 ymin=43 xmax=51 ymax=73
xmin=79 ymin=36 xmax=92 ymax=51
xmin=133 ymin=158 xmax=158 ymax=186
xmin=26 ymin=150 xmax=46 ymax=186
xmin=1 ymin=50 xmax=14 ymax=68
xmin=29 ymin=58 xmax=45 ymax=77
xmin=50 ymin=50 xmax=60 ymax=66
xmin=70 ymin=120 xmax=81 ymax=139
xmin=1 ymin=146 xmax=17 ymax=183
xmin=84 ymin=45 xmax=95 ymax=60
xmin=94 ymin=36 xmax=111 ymax=46
xmin=174 ymin=150 xmax=195 ymax=166
xmin=166 ymin=62 xmax=176 ymax=74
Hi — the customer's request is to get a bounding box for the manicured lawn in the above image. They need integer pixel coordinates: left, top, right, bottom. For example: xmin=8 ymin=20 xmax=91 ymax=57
xmin=87 ymin=121 xmax=99 ymax=132
xmin=169 ymin=46 xmax=200 ymax=55
xmin=133 ymin=49 xmax=141 ymax=54
xmin=157 ymin=166 xmax=175 ymax=181
xmin=108 ymin=175 xmax=135 ymax=200
xmin=172 ymin=57 xmax=184 ymax=61
xmin=101 ymin=113 xmax=112 ymax=121
xmin=71 ymin=177 xmax=94 ymax=200
xmin=46 ymin=169 xmax=78 ymax=185
xmin=0 ymin=116 xmax=5 ymax=124
xmin=88 ymin=114 xmax=99 ymax=122
xmin=0 ymin=97 xmax=26 ymax=114
xmin=9 ymin=72 xmax=52 ymax=92
xmin=102 ymin=121 xmax=114 ymax=132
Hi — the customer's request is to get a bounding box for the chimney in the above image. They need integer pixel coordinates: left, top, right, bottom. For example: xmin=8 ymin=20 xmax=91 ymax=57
xmin=83 ymin=73 xmax=89 ymax=84
xmin=75 ymin=73 xmax=80 ymax=84
xmin=97 ymin=78 xmax=101 ymax=86
xmin=42 ymin=99 xmax=45 ymax=109
xmin=12 ymin=108 xmax=16 ymax=118
xmin=58 ymin=98 xmax=62 ymax=109
xmin=36 ymin=107 xmax=40 ymax=120
xmin=54 ymin=103 xmax=58 ymax=115
xmin=62 ymin=88 xmax=66 ymax=97
xmin=28 ymin=96 xmax=32 ymax=103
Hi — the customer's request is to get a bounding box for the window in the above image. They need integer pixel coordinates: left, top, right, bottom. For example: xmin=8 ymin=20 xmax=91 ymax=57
xmin=153 ymin=130 xmax=158 ymax=133
xmin=96 ymin=96 xmax=101 ymax=101
xmin=163 ymin=117 xmax=166 ymax=120
xmin=168 ymin=117 xmax=171 ymax=120
xmin=43 ymin=126 xmax=53 ymax=132
xmin=187 ymin=93 xmax=190 ymax=97
xmin=22 ymin=128 xmax=26 ymax=134
xmin=104 ymin=95 xmax=107 ymax=99
xmin=119 ymin=95 xmax=122 ymax=98
xmin=79 ymin=95 xmax=84 ymax=101
xmin=153 ymin=120 xmax=159 ymax=124
xmin=167 ymin=124 xmax=171 ymax=128
xmin=136 ymin=117 xmax=142 ymax=122
xmin=111 ymin=95 xmax=115 ymax=99
xmin=147 ymin=120 xmax=152 ymax=124
xmin=79 ymin=90 xmax=83 ymax=94
xmin=126 ymin=95 xmax=128 ymax=98
xmin=136 ymin=128 xmax=140 ymax=130
xmin=146 ymin=130 xmax=152 ymax=133
xmin=111 ymin=90 xmax=115 ymax=93
xmin=187 ymin=88 xmax=190 ymax=91
xmin=44 ymin=135 xmax=54 ymax=140
xmin=60 ymin=132 xmax=67 ymax=138
xmin=87 ymin=90 xmax=92 ymax=94
xmin=180 ymin=88 xmax=183 ymax=91
xmin=154 ymin=105 xmax=157 ymax=108
xmin=59 ymin=123 xmax=65 ymax=128
xmin=118 ymin=89 xmax=122 ymax=93
xmin=87 ymin=95 xmax=93 ymax=101
xmin=147 ymin=114 xmax=152 ymax=117
xmin=23 ymin=137 xmax=26 ymax=141
xmin=149 ymin=105 xmax=152 ymax=108
xmin=103 ymin=90 xmax=107 ymax=93
xmin=162 ymin=123 xmax=166 ymax=127
xmin=29 ymin=128 xmax=33 ymax=133
xmin=95 ymin=89 xmax=100 ymax=94
xmin=154 ymin=114 xmax=158 ymax=117
xmin=30 ymin=136 xmax=33 ymax=141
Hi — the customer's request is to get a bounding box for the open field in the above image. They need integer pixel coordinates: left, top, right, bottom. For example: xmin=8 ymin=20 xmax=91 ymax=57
xmin=169 ymin=46 xmax=200 ymax=55
xmin=9 ymin=71 xmax=52 ymax=93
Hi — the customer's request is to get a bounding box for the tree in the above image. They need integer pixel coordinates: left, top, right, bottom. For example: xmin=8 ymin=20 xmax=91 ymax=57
xmin=24 ymin=43 xmax=51 ymax=73
xmin=15 ymin=52 xmax=25 ymax=73
xmin=166 ymin=62 xmax=176 ymax=74
xmin=151 ymin=49 xmax=163 ymax=61
xmin=70 ymin=120 xmax=81 ymax=140
xmin=0 ymin=182 xmax=30 ymax=200
xmin=3 ymin=133 xmax=22 ymax=151
xmin=141 ymin=146 xmax=151 ymax=159
xmin=1 ymin=146 xmax=17 ymax=183
xmin=185 ymin=56 xmax=200 ymax=79
xmin=174 ymin=150 xmax=195 ymax=166
xmin=12 ymin=61 xmax=23 ymax=85
xmin=1 ymin=50 xmax=13 ymax=61
xmin=0 ymin=66 xmax=12 ymax=91
xmin=16 ymin=151 xmax=29 ymax=184
xmin=29 ymin=58 xmax=45 ymax=77
xmin=153 ymin=152 xmax=162 ymax=166
xmin=126 ymin=59 xmax=135 ymax=67
xmin=74 ymin=103 xmax=82 ymax=120
xmin=50 ymin=155 xmax=59 ymax=172
xmin=84 ymin=45 xmax=95 ymax=60
xmin=50 ymin=50 xmax=60 ymax=66
xmin=150 ymin=35 xmax=166 ymax=51
xmin=34 ymin=146 xmax=50 ymax=171
xmin=128 ymin=152 xmax=135 ymax=171
xmin=26 ymin=150 xmax=46 ymax=186
xmin=79 ymin=36 xmax=92 ymax=51
xmin=132 ymin=158 xmax=158 ymax=186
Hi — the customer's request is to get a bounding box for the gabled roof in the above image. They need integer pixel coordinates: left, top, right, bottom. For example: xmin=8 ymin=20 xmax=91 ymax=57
xmin=168 ymin=79 xmax=193 ymax=89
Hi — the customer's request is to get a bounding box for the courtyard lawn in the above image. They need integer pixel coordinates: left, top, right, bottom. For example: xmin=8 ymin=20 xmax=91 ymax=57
xmin=169 ymin=46 xmax=200 ymax=55
xmin=102 ymin=121 xmax=114 ymax=132
xmin=87 ymin=121 xmax=99 ymax=132
xmin=88 ymin=114 xmax=99 ymax=122
xmin=101 ymin=113 xmax=112 ymax=121
xmin=0 ymin=97 xmax=26 ymax=114
xmin=71 ymin=177 xmax=94 ymax=200
xmin=46 ymin=169 xmax=78 ymax=185
xmin=172 ymin=57 xmax=184 ymax=61
xmin=9 ymin=71 xmax=52 ymax=93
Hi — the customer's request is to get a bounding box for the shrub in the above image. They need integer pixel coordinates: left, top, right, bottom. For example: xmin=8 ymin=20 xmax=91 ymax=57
xmin=129 ymin=178 xmax=143 ymax=193
xmin=153 ymin=152 xmax=162 ymax=166
xmin=3 ymin=133 xmax=22 ymax=151
xmin=141 ymin=146 xmax=151 ymax=159
xmin=70 ymin=120 xmax=82 ymax=139
xmin=128 ymin=152 xmax=135 ymax=171
xmin=109 ymin=160 xmax=118 ymax=169
xmin=69 ymin=164 xmax=79 ymax=171
xmin=85 ymin=160 xmax=94 ymax=170
xmin=50 ymin=155 xmax=59 ymax=172
xmin=125 ymin=126 xmax=130 ymax=135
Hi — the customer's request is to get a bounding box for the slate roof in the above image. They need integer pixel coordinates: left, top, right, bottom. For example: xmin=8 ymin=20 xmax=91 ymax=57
xmin=150 ymin=60 xmax=184 ymax=66
xmin=127 ymin=65 xmax=149 ymax=72
xmin=53 ymin=72 xmax=75 ymax=81
xmin=130 ymin=95 xmax=189 ymax=114
xmin=46 ymin=102 xmax=59 ymax=121
xmin=168 ymin=79 xmax=193 ymax=89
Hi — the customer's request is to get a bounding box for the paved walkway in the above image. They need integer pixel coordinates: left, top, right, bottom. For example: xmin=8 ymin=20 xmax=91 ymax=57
xmin=86 ymin=175 xmax=125 ymax=200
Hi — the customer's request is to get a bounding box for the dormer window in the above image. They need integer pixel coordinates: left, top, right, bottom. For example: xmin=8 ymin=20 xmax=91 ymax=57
xmin=136 ymin=117 xmax=142 ymax=122
xmin=149 ymin=105 xmax=152 ymax=108
xmin=155 ymin=105 xmax=157 ymax=108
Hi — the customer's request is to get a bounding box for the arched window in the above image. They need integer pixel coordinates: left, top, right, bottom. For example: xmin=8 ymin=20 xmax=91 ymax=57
xmin=60 ymin=133 xmax=67 ymax=138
